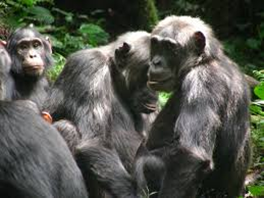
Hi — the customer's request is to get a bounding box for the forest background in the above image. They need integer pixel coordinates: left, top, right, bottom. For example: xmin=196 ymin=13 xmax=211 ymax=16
xmin=0 ymin=0 xmax=263 ymax=197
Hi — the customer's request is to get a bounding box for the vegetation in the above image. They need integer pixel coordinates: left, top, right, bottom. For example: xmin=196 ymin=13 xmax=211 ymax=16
xmin=0 ymin=0 xmax=263 ymax=197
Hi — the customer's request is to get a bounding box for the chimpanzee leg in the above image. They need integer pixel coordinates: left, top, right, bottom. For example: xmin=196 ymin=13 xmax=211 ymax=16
xmin=75 ymin=140 xmax=139 ymax=198
xmin=199 ymin=139 xmax=251 ymax=198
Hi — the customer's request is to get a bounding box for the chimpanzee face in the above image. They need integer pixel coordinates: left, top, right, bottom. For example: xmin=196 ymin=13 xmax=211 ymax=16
xmin=148 ymin=29 xmax=207 ymax=93
xmin=7 ymin=27 xmax=53 ymax=77
xmin=147 ymin=36 xmax=184 ymax=92
xmin=128 ymin=63 xmax=158 ymax=114
xmin=114 ymin=42 xmax=158 ymax=114
xmin=16 ymin=37 xmax=45 ymax=76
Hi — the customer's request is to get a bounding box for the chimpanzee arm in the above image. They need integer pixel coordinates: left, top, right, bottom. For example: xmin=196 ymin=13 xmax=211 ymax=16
xmin=159 ymin=67 xmax=224 ymax=198
xmin=175 ymin=66 xmax=223 ymax=159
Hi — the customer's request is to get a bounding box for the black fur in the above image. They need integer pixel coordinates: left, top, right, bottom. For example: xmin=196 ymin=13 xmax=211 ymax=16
xmin=43 ymin=31 xmax=158 ymax=198
xmin=143 ymin=16 xmax=251 ymax=198
xmin=0 ymin=101 xmax=89 ymax=198
xmin=0 ymin=47 xmax=88 ymax=197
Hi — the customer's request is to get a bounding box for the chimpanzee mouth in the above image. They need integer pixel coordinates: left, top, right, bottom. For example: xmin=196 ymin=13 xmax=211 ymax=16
xmin=24 ymin=65 xmax=43 ymax=70
xmin=142 ymin=102 xmax=157 ymax=112
xmin=23 ymin=66 xmax=44 ymax=76
xmin=147 ymin=76 xmax=174 ymax=91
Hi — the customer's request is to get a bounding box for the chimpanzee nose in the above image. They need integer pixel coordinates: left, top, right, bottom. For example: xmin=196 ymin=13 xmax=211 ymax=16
xmin=29 ymin=54 xmax=37 ymax=58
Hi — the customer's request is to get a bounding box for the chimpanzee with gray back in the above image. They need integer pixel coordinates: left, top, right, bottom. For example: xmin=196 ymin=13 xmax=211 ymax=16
xmin=6 ymin=27 xmax=53 ymax=108
xmin=143 ymin=16 xmax=251 ymax=198
xmin=43 ymin=31 xmax=158 ymax=198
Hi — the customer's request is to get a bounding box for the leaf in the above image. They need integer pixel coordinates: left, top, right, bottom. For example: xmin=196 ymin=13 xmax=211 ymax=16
xmin=158 ymin=92 xmax=172 ymax=108
xmin=248 ymin=186 xmax=264 ymax=196
xmin=78 ymin=24 xmax=109 ymax=46
xmin=254 ymin=82 xmax=264 ymax=100
xmin=26 ymin=6 xmax=54 ymax=24
xmin=250 ymin=104 xmax=264 ymax=115
xmin=47 ymin=53 xmax=66 ymax=81
xmin=246 ymin=38 xmax=261 ymax=50
xmin=252 ymin=100 xmax=264 ymax=106
xmin=18 ymin=0 xmax=36 ymax=6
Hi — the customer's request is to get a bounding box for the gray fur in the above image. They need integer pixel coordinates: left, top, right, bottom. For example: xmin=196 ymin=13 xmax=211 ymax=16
xmin=145 ymin=15 xmax=251 ymax=198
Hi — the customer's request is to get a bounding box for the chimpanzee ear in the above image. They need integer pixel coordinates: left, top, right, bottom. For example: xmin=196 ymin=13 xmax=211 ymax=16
xmin=45 ymin=36 xmax=52 ymax=53
xmin=119 ymin=42 xmax=131 ymax=54
xmin=193 ymin=31 xmax=206 ymax=54
xmin=150 ymin=36 xmax=159 ymax=47
xmin=114 ymin=42 xmax=131 ymax=70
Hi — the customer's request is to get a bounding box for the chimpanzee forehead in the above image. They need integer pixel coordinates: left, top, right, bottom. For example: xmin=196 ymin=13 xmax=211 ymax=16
xmin=17 ymin=37 xmax=43 ymax=46
xmin=10 ymin=28 xmax=42 ymax=45
xmin=17 ymin=29 xmax=41 ymax=39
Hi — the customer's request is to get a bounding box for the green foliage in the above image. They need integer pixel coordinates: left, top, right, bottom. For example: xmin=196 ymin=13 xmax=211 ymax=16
xmin=134 ymin=0 xmax=158 ymax=31
xmin=158 ymin=92 xmax=172 ymax=108
xmin=254 ymin=82 xmax=264 ymax=100
xmin=248 ymin=186 xmax=264 ymax=196
xmin=223 ymin=15 xmax=264 ymax=75
xmin=0 ymin=0 xmax=110 ymax=79
xmin=18 ymin=0 xmax=52 ymax=6
xmin=143 ymin=0 xmax=159 ymax=29
xmin=250 ymin=69 xmax=264 ymax=195
xmin=0 ymin=0 xmax=109 ymax=56
xmin=47 ymin=53 xmax=66 ymax=82
xmin=253 ymin=70 xmax=264 ymax=82
xmin=25 ymin=6 xmax=54 ymax=24
xmin=158 ymin=0 xmax=201 ymax=18
xmin=79 ymin=24 xmax=109 ymax=47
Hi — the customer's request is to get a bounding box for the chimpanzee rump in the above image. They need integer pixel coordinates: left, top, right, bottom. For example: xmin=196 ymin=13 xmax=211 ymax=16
xmin=142 ymin=16 xmax=251 ymax=198
xmin=43 ymin=31 xmax=158 ymax=197
xmin=0 ymin=47 xmax=88 ymax=198
xmin=6 ymin=27 xmax=53 ymax=108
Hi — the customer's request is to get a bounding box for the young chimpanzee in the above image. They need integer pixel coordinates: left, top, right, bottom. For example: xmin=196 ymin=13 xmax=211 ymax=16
xmin=141 ymin=16 xmax=251 ymax=198
xmin=43 ymin=31 xmax=158 ymax=198
xmin=6 ymin=27 xmax=53 ymax=108
xmin=0 ymin=46 xmax=88 ymax=198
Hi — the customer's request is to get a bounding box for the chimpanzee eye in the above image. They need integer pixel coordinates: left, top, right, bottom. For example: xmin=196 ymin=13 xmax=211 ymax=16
xmin=33 ymin=41 xmax=41 ymax=48
xmin=19 ymin=44 xmax=28 ymax=50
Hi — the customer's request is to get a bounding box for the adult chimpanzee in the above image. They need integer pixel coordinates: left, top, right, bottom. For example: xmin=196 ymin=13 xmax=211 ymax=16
xmin=141 ymin=16 xmax=251 ymax=198
xmin=6 ymin=27 xmax=53 ymax=108
xmin=0 ymin=46 xmax=88 ymax=198
xmin=43 ymin=31 xmax=158 ymax=198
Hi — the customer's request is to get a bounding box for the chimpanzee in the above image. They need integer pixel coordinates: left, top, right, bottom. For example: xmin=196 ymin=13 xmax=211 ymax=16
xmin=0 ymin=46 xmax=88 ymax=198
xmin=43 ymin=31 xmax=159 ymax=197
xmin=6 ymin=27 xmax=53 ymax=108
xmin=141 ymin=16 xmax=251 ymax=198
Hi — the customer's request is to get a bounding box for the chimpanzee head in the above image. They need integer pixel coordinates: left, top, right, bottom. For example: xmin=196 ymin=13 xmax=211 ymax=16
xmin=113 ymin=31 xmax=158 ymax=114
xmin=147 ymin=16 xmax=222 ymax=92
xmin=7 ymin=27 xmax=53 ymax=77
